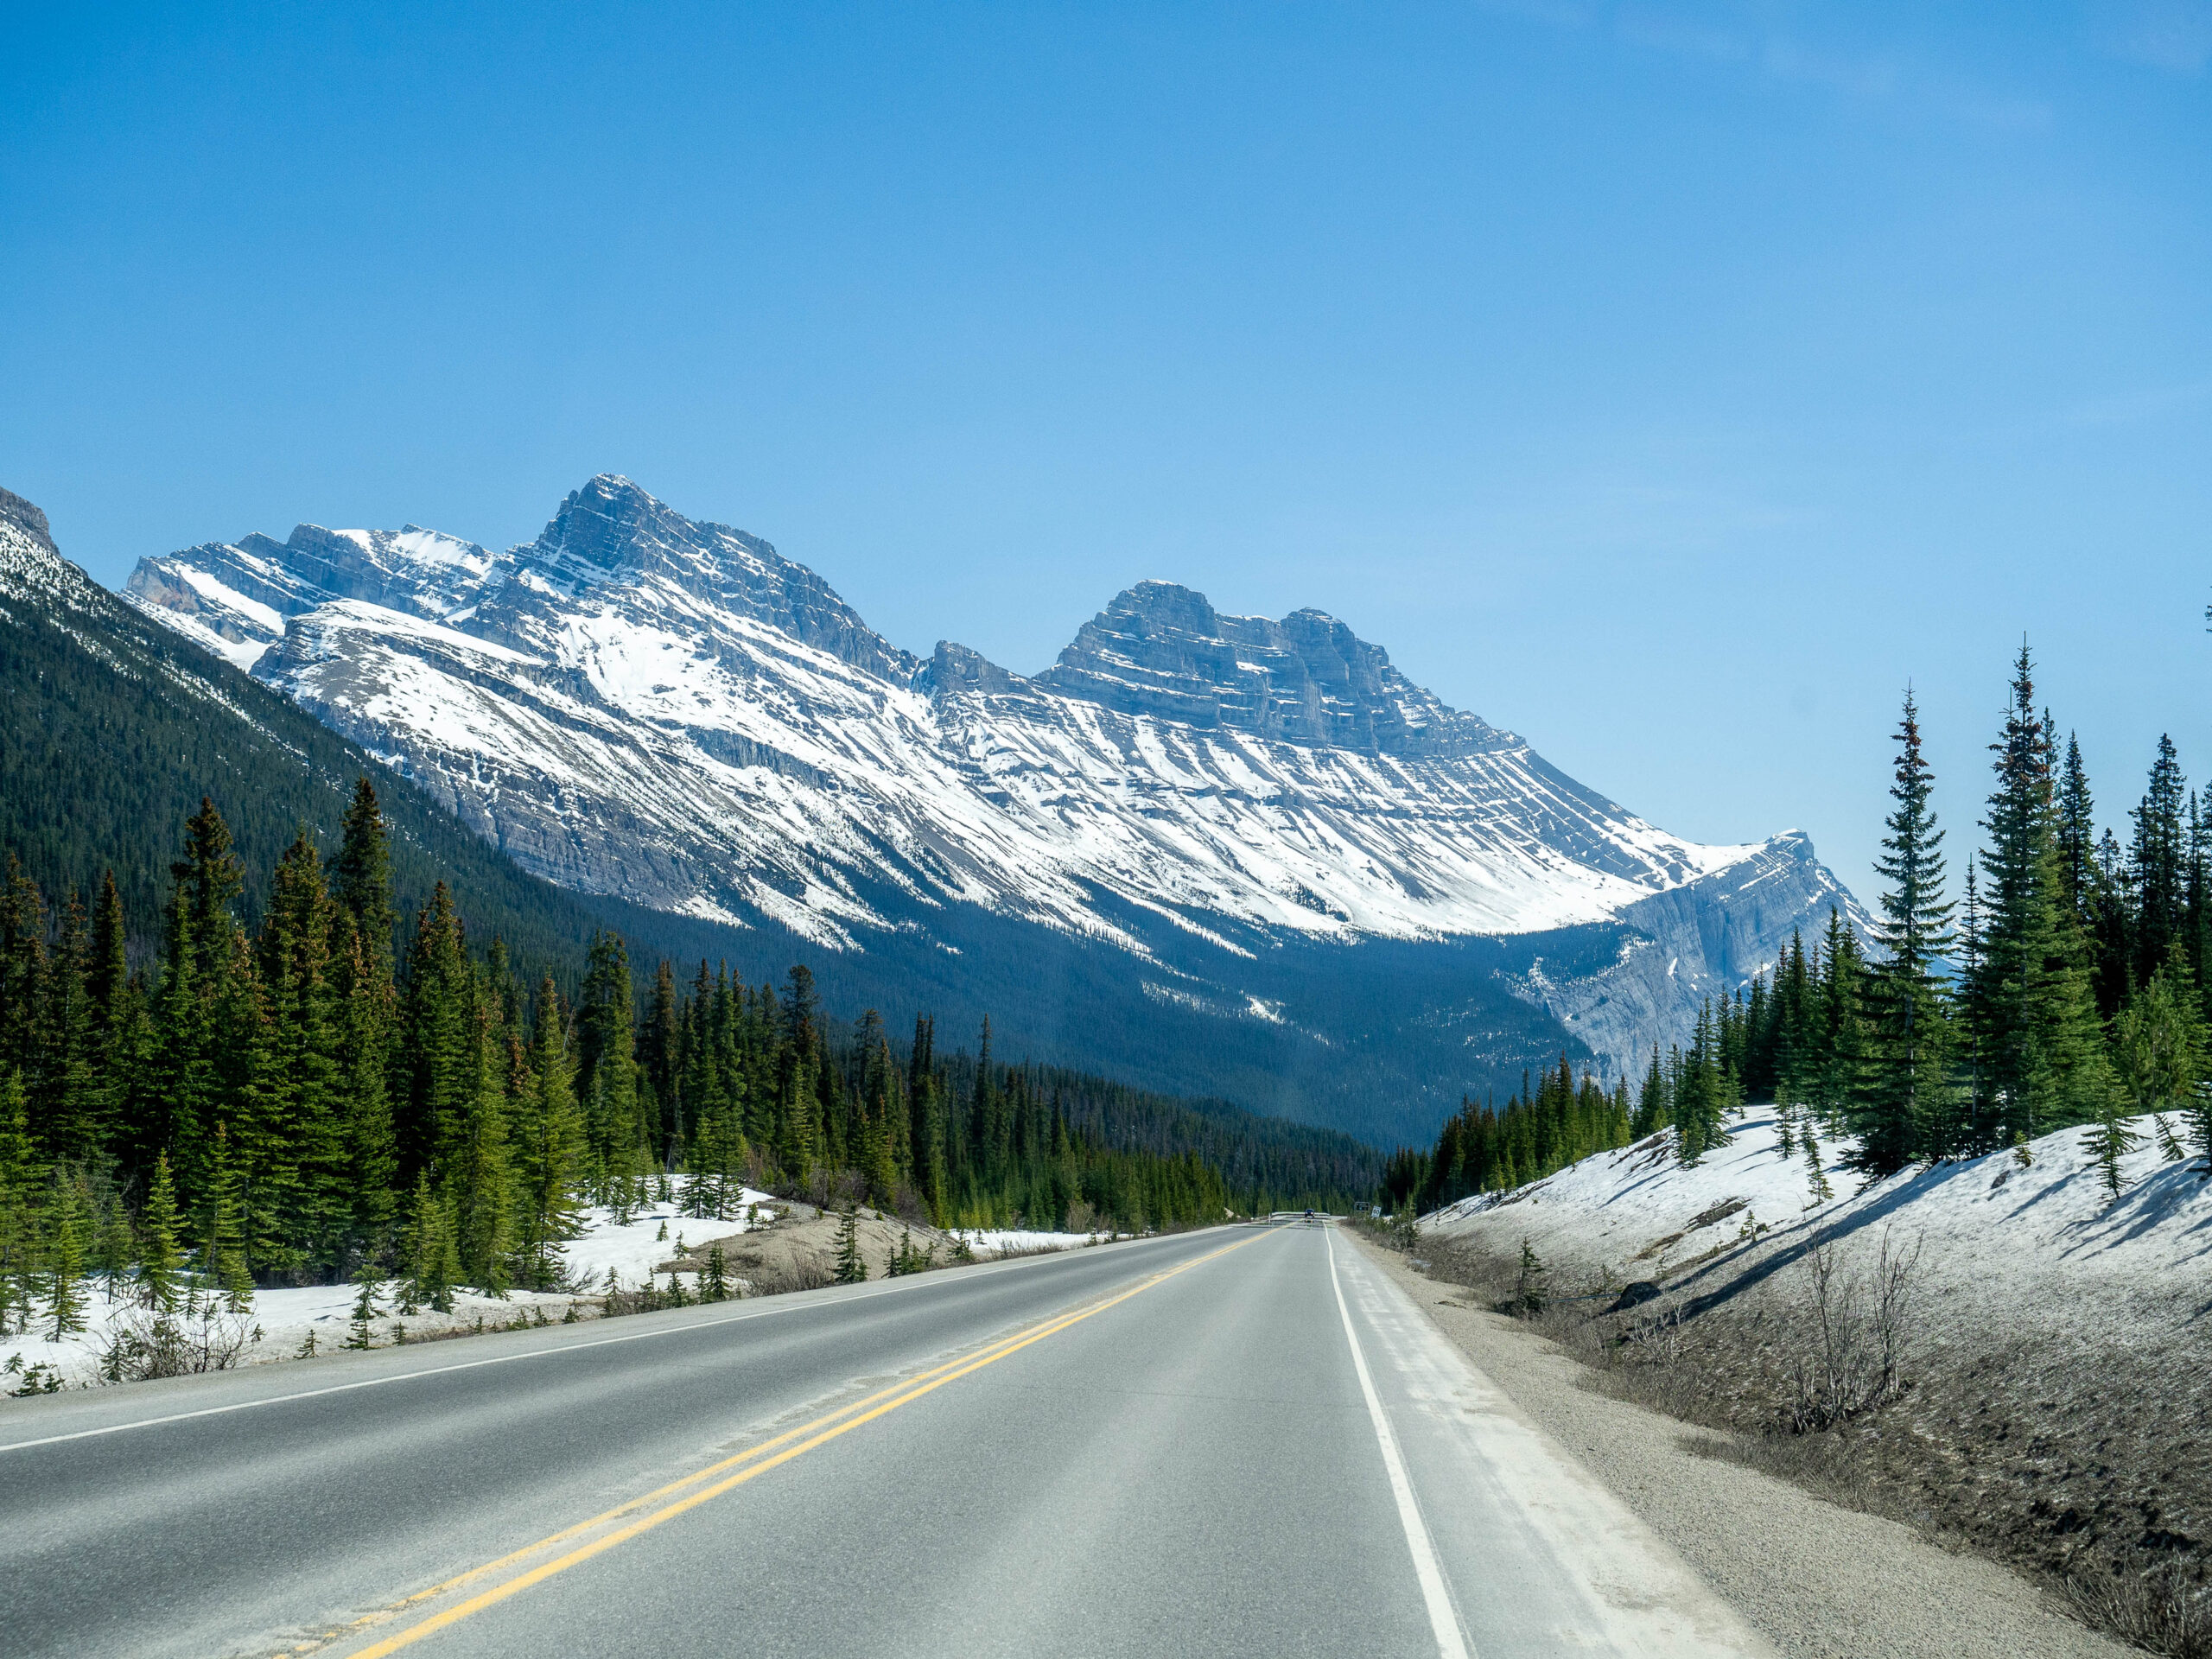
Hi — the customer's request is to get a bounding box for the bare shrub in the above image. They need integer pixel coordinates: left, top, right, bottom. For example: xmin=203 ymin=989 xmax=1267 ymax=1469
xmin=746 ymin=1255 xmax=833 ymax=1296
xmin=2069 ymin=1567 xmax=2212 ymax=1659
xmin=99 ymin=1300 xmax=263 ymax=1381
xmin=1782 ymin=1226 xmax=1922 ymax=1433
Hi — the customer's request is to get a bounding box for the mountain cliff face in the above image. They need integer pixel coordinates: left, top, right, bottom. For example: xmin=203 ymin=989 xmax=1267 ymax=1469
xmin=122 ymin=474 xmax=1863 ymax=1135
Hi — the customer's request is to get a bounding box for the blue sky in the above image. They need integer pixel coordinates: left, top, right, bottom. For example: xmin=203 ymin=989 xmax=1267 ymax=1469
xmin=3 ymin=2 xmax=2208 ymax=903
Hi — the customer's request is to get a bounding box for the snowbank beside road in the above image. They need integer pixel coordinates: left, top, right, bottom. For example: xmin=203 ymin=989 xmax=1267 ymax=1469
xmin=1 ymin=1184 xmax=780 ymax=1391
xmin=1426 ymin=1110 xmax=2212 ymax=1343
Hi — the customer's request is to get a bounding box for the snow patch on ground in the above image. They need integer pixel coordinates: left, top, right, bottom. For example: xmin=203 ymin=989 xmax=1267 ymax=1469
xmin=1426 ymin=1110 xmax=2212 ymax=1346
xmin=1 ymin=1185 xmax=779 ymax=1392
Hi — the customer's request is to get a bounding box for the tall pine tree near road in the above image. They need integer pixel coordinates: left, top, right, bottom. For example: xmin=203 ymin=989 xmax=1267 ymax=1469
xmin=1969 ymin=645 xmax=2114 ymax=1147
xmin=1852 ymin=690 xmax=1954 ymax=1175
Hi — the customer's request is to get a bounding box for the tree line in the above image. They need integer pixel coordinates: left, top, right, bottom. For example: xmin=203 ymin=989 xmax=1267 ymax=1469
xmin=0 ymin=779 xmax=1330 ymax=1335
xmin=1395 ymin=645 xmax=2212 ymax=1211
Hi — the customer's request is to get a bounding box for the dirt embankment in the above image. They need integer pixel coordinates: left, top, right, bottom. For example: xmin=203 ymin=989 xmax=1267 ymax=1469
xmin=657 ymin=1204 xmax=977 ymax=1294
xmin=1352 ymin=1232 xmax=2127 ymax=1659
xmin=1408 ymin=1122 xmax=2212 ymax=1658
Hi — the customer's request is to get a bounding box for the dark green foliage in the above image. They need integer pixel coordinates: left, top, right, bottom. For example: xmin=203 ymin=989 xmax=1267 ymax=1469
xmin=0 ymin=781 xmax=1377 ymax=1322
xmin=1404 ymin=1055 xmax=1632 ymax=1211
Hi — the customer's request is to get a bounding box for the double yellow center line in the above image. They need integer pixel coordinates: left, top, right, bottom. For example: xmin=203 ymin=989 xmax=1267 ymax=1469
xmin=313 ymin=1230 xmax=1262 ymax=1658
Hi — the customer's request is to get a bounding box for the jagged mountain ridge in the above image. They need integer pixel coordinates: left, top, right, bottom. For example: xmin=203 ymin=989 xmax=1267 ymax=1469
xmin=122 ymin=474 xmax=1862 ymax=1096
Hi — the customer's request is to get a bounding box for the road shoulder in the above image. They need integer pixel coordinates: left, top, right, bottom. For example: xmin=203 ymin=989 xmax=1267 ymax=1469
xmin=1344 ymin=1230 xmax=2126 ymax=1659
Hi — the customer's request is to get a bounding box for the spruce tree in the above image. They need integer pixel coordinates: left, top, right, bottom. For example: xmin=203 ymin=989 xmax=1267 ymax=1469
xmin=2131 ymin=735 xmax=2190 ymax=989
xmin=1970 ymin=646 xmax=2114 ymax=1146
xmin=833 ymin=1203 xmax=866 ymax=1283
xmin=404 ymin=1173 xmax=455 ymax=1313
xmin=0 ymin=1071 xmax=35 ymax=1337
xmin=204 ymin=1124 xmax=254 ymax=1312
xmin=1853 ymin=690 xmax=1954 ymax=1173
xmin=44 ymin=1174 xmax=88 ymax=1340
xmin=338 ymin=925 xmax=399 ymax=1250
xmin=513 ymin=975 xmax=584 ymax=1290
xmin=137 ymin=1153 xmax=183 ymax=1312
xmin=452 ymin=998 xmax=513 ymax=1295
xmin=703 ymin=1243 xmax=729 ymax=1302
xmin=2113 ymin=944 xmax=2207 ymax=1168
xmin=345 ymin=1257 xmax=382 ymax=1349
xmin=332 ymin=777 xmax=397 ymax=980
xmin=258 ymin=830 xmax=345 ymax=1268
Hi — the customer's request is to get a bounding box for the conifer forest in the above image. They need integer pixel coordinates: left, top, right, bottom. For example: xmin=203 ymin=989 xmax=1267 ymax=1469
xmin=1395 ymin=645 xmax=2212 ymax=1213
xmin=0 ymin=777 xmax=1363 ymax=1335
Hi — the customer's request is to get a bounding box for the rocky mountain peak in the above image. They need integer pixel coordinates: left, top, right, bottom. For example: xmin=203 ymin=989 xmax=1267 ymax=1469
xmin=0 ymin=486 xmax=55 ymax=554
xmin=510 ymin=475 xmax=918 ymax=683
xmin=1033 ymin=580 xmax=1505 ymax=757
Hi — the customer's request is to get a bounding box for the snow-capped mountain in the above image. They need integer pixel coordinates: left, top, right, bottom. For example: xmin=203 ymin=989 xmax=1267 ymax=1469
xmin=123 ymin=474 xmax=1860 ymax=1108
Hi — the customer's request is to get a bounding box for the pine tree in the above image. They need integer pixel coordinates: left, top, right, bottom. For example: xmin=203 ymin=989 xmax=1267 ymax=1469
xmin=512 ymin=975 xmax=584 ymax=1290
xmin=452 ymin=997 xmax=513 ymax=1294
xmin=346 ymin=1257 xmax=381 ymax=1349
xmin=332 ymin=777 xmax=397 ymax=980
xmin=833 ymin=1204 xmax=866 ymax=1283
xmin=2113 ymin=944 xmax=2207 ymax=1167
xmin=1853 ymin=690 xmax=1954 ymax=1173
xmin=577 ymin=931 xmax=644 ymax=1182
xmin=2131 ymin=735 xmax=2190 ymax=989
xmin=204 ymin=1124 xmax=254 ymax=1312
xmin=258 ymin=830 xmax=346 ymax=1267
xmin=42 ymin=1175 xmax=88 ymax=1339
xmin=0 ymin=1071 xmax=36 ymax=1337
xmin=703 ymin=1243 xmax=729 ymax=1302
xmin=398 ymin=884 xmax=474 ymax=1186
xmin=1802 ymin=1118 xmax=1833 ymax=1205
xmin=404 ymin=1173 xmax=456 ymax=1314
xmin=337 ymin=925 xmax=399 ymax=1250
xmin=136 ymin=1153 xmax=183 ymax=1312
xmin=1970 ymin=646 xmax=2114 ymax=1146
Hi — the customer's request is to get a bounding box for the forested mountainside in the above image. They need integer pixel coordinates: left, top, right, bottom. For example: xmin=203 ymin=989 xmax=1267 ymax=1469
xmin=0 ymin=490 xmax=1380 ymax=1254
xmin=120 ymin=475 xmax=1864 ymax=1140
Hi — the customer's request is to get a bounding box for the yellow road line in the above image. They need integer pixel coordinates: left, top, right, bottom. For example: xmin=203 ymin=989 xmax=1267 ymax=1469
xmin=335 ymin=1231 xmax=1264 ymax=1659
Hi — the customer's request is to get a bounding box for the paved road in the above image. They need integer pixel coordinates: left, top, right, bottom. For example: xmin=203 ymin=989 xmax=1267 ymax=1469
xmin=0 ymin=1225 xmax=1770 ymax=1658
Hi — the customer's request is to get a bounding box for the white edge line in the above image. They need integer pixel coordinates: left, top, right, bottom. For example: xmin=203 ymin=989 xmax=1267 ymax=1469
xmin=0 ymin=1234 xmax=1185 ymax=1455
xmin=1327 ymin=1228 xmax=1472 ymax=1659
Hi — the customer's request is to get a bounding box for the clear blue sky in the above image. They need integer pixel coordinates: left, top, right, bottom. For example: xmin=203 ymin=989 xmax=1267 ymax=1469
xmin=4 ymin=3 xmax=2208 ymax=903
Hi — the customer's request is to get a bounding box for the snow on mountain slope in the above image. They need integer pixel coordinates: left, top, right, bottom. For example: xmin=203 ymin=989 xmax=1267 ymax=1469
xmin=120 ymin=474 xmax=1861 ymax=1077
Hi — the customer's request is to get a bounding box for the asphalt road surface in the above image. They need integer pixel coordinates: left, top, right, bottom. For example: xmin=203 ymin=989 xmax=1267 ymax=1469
xmin=0 ymin=1224 xmax=1771 ymax=1658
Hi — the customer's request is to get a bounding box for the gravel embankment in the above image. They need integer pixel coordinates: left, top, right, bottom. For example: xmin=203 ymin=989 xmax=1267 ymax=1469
xmin=1350 ymin=1232 xmax=2127 ymax=1659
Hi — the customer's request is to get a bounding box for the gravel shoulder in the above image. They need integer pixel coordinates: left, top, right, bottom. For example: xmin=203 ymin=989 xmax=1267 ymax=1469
xmin=1347 ymin=1230 xmax=2127 ymax=1659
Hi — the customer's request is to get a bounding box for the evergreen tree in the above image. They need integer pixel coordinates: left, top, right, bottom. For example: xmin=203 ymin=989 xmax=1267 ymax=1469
xmin=577 ymin=931 xmax=644 ymax=1182
xmin=203 ymin=1124 xmax=254 ymax=1312
xmin=337 ymin=925 xmax=399 ymax=1250
xmin=404 ymin=1172 xmax=456 ymax=1313
xmin=345 ymin=1257 xmax=382 ymax=1349
xmin=833 ymin=1203 xmax=866 ymax=1283
xmin=136 ymin=1153 xmax=183 ymax=1312
xmin=702 ymin=1243 xmax=729 ymax=1302
xmin=1852 ymin=690 xmax=1954 ymax=1173
xmin=513 ymin=975 xmax=585 ymax=1290
xmin=2112 ymin=944 xmax=2207 ymax=1166
xmin=2130 ymin=734 xmax=2190 ymax=989
xmin=1970 ymin=645 xmax=2114 ymax=1146
xmin=44 ymin=1174 xmax=88 ymax=1340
